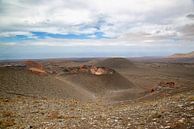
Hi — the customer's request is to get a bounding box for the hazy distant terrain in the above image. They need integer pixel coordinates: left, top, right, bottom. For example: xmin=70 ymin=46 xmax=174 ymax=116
xmin=169 ymin=51 xmax=194 ymax=58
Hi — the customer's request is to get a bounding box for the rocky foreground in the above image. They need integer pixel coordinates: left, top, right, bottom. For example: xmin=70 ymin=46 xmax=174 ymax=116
xmin=0 ymin=91 xmax=193 ymax=129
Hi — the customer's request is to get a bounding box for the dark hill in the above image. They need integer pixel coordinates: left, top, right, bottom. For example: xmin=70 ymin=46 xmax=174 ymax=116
xmin=95 ymin=58 xmax=135 ymax=69
xmin=0 ymin=68 xmax=94 ymax=101
xmin=0 ymin=67 xmax=145 ymax=102
xmin=60 ymin=72 xmax=135 ymax=94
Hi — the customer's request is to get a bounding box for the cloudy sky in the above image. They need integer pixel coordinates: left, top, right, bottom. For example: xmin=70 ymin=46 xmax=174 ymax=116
xmin=0 ymin=0 xmax=194 ymax=59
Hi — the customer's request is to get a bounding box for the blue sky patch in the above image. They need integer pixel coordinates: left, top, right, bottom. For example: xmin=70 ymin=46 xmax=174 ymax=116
xmin=31 ymin=31 xmax=107 ymax=39
xmin=0 ymin=31 xmax=108 ymax=43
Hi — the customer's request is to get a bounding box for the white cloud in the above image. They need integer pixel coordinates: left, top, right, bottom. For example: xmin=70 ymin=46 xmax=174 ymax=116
xmin=0 ymin=37 xmax=151 ymax=47
xmin=0 ymin=31 xmax=33 ymax=37
xmin=0 ymin=0 xmax=194 ymax=43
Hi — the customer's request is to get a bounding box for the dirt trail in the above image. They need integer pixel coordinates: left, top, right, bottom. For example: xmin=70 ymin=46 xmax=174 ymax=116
xmin=55 ymin=76 xmax=96 ymax=100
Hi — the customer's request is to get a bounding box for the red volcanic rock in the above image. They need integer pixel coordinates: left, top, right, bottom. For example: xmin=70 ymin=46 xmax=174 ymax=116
xmin=159 ymin=81 xmax=176 ymax=88
xmin=151 ymin=81 xmax=176 ymax=93
xmin=166 ymin=82 xmax=175 ymax=88
xmin=79 ymin=65 xmax=90 ymax=73
xmin=24 ymin=61 xmax=43 ymax=70
xmin=29 ymin=68 xmax=47 ymax=75
xmin=90 ymin=66 xmax=114 ymax=75
xmin=63 ymin=65 xmax=114 ymax=75
xmin=24 ymin=61 xmax=46 ymax=75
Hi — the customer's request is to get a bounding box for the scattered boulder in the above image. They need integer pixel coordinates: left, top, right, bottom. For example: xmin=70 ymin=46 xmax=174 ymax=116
xmin=151 ymin=81 xmax=176 ymax=92
xmin=158 ymin=81 xmax=176 ymax=88
xmin=151 ymin=89 xmax=155 ymax=93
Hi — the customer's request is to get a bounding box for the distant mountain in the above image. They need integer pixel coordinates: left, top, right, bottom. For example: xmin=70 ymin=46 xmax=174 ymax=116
xmin=169 ymin=51 xmax=194 ymax=58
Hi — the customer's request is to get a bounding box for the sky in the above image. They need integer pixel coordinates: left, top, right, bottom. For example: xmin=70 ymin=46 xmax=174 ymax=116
xmin=0 ymin=0 xmax=194 ymax=59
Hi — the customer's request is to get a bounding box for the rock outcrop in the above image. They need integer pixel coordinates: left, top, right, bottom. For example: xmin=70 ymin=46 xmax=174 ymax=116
xmin=24 ymin=61 xmax=46 ymax=75
xmin=151 ymin=81 xmax=176 ymax=92
xmin=63 ymin=65 xmax=114 ymax=75
xmin=24 ymin=61 xmax=43 ymax=70
xmin=90 ymin=66 xmax=114 ymax=75
xmin=28 ymin=67 xmax=46 ymax=75
xmin=158 ymin=81 xmax=176 ymax=88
